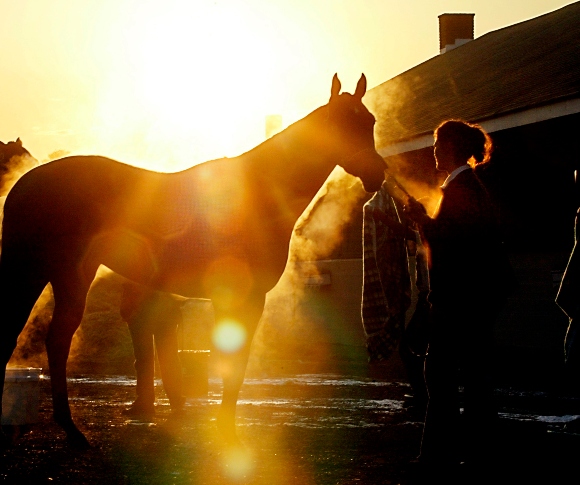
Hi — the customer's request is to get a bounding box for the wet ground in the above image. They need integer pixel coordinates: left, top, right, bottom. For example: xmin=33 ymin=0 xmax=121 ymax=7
xmin=1 ymin=372 xmax=579 ymax=484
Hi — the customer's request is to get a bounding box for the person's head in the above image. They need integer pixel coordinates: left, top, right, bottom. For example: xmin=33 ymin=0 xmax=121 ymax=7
xmin=433 ymin=120 xmax=492 ymax=173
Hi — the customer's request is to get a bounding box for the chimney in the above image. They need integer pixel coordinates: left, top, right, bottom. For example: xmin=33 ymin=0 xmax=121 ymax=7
xmin=438 ymin=13 xmax=474 ymax=54
xmin=265 ymin=114 xmax=283 ymax=139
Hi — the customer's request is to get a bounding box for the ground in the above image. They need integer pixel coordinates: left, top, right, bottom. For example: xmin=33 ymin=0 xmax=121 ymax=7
xmin=1 ymin=371 xmax=579 ymax=484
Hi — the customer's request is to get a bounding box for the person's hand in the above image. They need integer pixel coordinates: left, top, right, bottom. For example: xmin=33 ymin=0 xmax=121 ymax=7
xmin=404 ymin=197 xmax=429 ymax=225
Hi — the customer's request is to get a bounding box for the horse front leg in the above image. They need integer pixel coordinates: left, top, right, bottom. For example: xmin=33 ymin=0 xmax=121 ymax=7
xmin=46 ymin=277 xmax=93 ymax=449
xmin=213 ymin=293 xmax=265 ymax=444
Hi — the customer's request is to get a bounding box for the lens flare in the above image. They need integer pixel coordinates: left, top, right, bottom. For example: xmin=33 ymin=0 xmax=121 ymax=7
xmin=212 ymin=320 xmax=247 ymax=353
xmin=221 ymin=445 xmax=255 ymax=481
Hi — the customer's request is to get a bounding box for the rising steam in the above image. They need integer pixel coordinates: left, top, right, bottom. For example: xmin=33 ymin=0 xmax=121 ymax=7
xmin=291 ymin=166 xmax=369 ymax=261
xmin=247 ymin=167 xmax=372 ymax=375
xmin=0 ymin=153 xmax=39 ymax=197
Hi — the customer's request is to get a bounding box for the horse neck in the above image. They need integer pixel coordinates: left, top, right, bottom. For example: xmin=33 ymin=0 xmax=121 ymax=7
xmin=247 ymin=106 xmax=336 ymax=214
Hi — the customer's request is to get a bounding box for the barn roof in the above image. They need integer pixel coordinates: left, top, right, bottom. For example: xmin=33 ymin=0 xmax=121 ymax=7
xmin=366 ymin=1 xmax=580 ymax=154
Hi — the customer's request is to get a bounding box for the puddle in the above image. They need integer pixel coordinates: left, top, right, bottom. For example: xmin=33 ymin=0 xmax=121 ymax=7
xmin=238 ymin=375 xmax=402 ymax=388
xmin=61 ymin=373 xmax=580 ymax=431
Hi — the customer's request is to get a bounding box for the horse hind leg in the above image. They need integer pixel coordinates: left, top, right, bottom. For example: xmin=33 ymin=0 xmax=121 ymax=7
xmin=46 ymin=269 xmax=96 ymax=449
xmin=0 ymin=265 xmax=48 ymax=445
xmin=0 ymin=273 xmax=48 ymax=365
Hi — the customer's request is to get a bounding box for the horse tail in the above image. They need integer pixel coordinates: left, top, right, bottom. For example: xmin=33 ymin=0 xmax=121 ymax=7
xmin=0 ymin=195 xmax=5 ymax=258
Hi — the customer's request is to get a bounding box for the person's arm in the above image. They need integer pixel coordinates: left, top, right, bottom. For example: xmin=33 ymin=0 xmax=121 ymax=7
xmin=403 ymin=197 xmax=432 ymax=228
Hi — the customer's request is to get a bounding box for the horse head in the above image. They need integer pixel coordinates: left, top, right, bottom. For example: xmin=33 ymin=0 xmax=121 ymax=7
xmin=0 ymin=138 xmax=39 ymax=195
xmin=327 ymin=74 xmax=385 ymax=193
xmin=0 ymin=138 xmax=33 ymax=163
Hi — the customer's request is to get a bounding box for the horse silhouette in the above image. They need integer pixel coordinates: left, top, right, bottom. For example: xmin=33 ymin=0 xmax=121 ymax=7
xmin=0 ymin=74 xmax=385 ymax=447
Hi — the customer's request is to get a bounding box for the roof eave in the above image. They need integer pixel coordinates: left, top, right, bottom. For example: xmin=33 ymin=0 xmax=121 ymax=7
xmin=378 ymin=95 xmax=580 ymax=158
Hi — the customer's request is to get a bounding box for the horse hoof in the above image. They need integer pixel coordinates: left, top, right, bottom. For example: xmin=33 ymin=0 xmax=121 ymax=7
xmin=0 ymin=428 xmax=13 ymax=450
xmin=216 ymin=415 xmax=241 ymax=446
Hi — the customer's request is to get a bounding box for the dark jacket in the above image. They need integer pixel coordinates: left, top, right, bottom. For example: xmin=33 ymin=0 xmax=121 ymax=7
xmin=421 ymin=168 xmax=513 ymax=308
xmin=556 ymin=208 xmax=580 ymax=320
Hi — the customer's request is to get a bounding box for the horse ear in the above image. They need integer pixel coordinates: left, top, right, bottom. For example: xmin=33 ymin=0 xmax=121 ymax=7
xmin=330 ymin=73 xmax=341 ymax=100
xmin=16 ymin=137 xmax=22 ymax=146
xmin=354 ymin=74 xmax=367 ymax=100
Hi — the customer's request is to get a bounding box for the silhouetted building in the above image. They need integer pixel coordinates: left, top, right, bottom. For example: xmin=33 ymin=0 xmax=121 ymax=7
xmin=362 ymin=2 xmax=580 ymax=385
xmin=265 ymin=4 xmax=580 ymax=382
xmin=438 ymin=13 xmax=474 ymax=53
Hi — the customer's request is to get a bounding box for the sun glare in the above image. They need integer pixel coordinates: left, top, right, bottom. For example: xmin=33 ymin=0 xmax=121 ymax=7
xmin=95 ymin=1 xmax=295 ymax=171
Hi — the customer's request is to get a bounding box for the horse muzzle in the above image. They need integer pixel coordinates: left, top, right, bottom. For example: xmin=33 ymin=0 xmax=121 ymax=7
xmin=360 ymin=150 xmax=387 ymax=193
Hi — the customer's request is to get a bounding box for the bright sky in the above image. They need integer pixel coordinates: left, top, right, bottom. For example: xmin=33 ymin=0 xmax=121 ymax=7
xmin=0 ymin=0 xmax=574 ymax=170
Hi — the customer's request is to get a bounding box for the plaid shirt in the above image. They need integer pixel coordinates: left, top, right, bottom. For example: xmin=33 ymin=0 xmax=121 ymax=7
xmin=361 ymin=184 xmax=412 ymax=362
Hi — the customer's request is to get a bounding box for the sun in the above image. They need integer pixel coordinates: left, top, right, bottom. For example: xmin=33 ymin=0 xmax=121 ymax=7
xmin=95 ymin=1 xmax=292 ymax=172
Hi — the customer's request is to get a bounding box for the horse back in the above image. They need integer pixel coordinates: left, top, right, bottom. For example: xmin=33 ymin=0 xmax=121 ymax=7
xmin=2 ymin=155 xmax=291 ymax=296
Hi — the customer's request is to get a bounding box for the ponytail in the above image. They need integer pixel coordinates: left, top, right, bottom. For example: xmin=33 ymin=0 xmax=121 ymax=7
xmin=435 ymin=120 xmax=493 ymax=167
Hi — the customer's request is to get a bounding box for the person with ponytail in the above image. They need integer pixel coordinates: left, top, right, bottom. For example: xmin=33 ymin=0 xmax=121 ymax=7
xmin=404 ymin=119 xmax=514 ymax=469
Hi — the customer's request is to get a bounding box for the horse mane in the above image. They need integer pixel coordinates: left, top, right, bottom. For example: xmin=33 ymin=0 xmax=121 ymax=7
xmin=238 ymin=104 xmax=329 ymax=163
